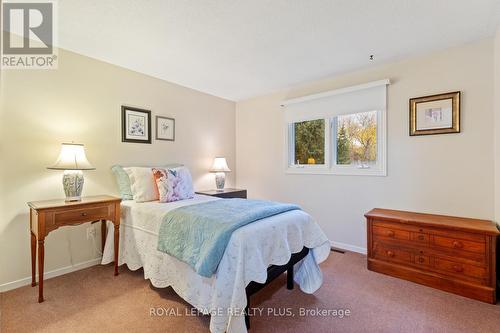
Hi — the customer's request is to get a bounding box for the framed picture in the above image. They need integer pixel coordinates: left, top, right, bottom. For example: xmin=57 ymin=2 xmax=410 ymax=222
xmin=121 ymin=106 xmax=152 ymax=143
xmin=156 ymin=116 xmax=175 ymax=141
xmin=409 ymin=91 xmax=460 ymax=136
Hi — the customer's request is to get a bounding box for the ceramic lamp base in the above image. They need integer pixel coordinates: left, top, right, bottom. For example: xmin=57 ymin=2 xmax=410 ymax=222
xmin=63 ymin=170 xmax=84 ymax=202
xmin=215 ymin=172 xmax=226 ymax=191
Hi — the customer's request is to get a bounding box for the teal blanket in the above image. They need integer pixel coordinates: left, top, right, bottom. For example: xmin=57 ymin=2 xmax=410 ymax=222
xmin=157 ymin=198 xmax=301 ymax=277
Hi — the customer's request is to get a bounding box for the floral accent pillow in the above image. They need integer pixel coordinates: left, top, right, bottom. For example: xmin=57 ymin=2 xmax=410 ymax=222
xmin=152 ymin=167 xmax=195 ymax=203
xmin=152 ymin=168 xmax=170 ymax=201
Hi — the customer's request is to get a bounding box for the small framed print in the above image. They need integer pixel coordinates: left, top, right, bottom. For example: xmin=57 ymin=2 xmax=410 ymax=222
xmin=409 ymin=91 xmax=460 ymax=136
xmin=156 ymin=116 xmax=175 ymax=141
xmin=121 ymin=106 xmax=152 ymax=143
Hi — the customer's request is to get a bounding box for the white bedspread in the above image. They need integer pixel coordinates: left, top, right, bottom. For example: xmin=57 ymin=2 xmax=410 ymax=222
xmin=101 ymin=195 xmax=330 ymax=333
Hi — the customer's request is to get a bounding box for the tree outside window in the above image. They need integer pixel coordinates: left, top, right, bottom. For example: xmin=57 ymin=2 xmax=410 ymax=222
xmin=294 ymin=119 xmax=325 ymax=165
xmin=337 ymin=111 xmax=377 ymax=166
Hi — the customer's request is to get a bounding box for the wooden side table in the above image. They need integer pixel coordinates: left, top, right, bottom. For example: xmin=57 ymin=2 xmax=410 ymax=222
xmin=195 ymin=188 xmax=247 ymax=199
xmin=27 ymin=195 xmax=121 ymax=303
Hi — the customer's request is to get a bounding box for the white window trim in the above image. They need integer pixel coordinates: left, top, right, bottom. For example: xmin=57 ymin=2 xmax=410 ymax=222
xmin=283 ymin=79 xmax=389 ymax=177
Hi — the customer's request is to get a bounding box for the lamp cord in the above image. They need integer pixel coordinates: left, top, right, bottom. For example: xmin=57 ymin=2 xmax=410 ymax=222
xmin=66 ymin=231 xmax=74 ymax=267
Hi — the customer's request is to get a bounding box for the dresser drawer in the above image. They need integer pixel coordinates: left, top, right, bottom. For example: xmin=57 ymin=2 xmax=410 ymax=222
xmin=373 ymin=225 xmax=410 ymax=241
xmin=433 ymin=257 xmax=487 ymax=280
xmin=430 ymin=235 xmax=485 ymax=254
xmin=373 ymin=242 xmax=412 ymax=264
xmin=54 ymin=205 xmax=111 ymax=225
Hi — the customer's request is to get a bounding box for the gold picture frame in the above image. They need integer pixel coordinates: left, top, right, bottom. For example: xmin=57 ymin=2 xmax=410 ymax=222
xmin=409 ymin=91 xmax=460 ymax=136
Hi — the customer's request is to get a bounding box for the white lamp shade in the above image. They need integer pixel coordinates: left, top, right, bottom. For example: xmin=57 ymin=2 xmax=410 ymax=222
xmin=210 ymin=157 xmax=231 ymax=172
xmin=47 ymin=143 xmax=95 ymax=170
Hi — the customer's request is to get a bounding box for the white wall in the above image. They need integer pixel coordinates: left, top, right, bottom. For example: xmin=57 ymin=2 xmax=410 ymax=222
xmin=0 ymin=48 xmax=236 ymax=288
xmin=236 ymin=39 xmax=495 ymax=253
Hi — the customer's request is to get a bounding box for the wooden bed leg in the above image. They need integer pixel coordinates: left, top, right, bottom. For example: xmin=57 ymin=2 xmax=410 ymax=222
xmin=287 ymin=266 xmax=294 ymax=290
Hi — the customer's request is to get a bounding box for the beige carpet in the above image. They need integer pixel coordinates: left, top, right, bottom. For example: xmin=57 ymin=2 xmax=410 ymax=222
xmin=2 ymin=251 xmax=500 ymax=333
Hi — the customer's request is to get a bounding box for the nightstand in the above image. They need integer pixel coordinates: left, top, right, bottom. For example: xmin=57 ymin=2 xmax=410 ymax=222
xmin=27 ymin=195 xmax=121 ymax=303
xmin=196 ymin=188 xmax=247 ymax=199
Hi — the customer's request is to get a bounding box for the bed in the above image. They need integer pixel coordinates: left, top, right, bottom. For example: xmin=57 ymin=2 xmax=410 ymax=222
xmin=101 ymin=194 xmax=330 ymax=333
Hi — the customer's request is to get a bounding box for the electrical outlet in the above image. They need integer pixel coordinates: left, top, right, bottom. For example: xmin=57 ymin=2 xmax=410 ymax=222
xmin=86 ymin=227 xmax=96 ymax=240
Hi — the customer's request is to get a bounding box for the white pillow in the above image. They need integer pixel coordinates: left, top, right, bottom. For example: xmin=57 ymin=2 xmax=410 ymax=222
xmin=124 ymin=167 xmax=158 ymax=202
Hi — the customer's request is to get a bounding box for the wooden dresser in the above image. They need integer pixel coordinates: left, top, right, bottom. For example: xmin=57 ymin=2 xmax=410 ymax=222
xmin=365 ymin=208 xmax=499 ymax=303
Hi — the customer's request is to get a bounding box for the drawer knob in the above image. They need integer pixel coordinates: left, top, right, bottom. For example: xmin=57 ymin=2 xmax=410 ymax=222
xmin=418 ymin=257 xmax=425 ymax=263
xmin=387 ymin=230 xmax=395 ymax=237
xmin=452 ymin=265 xmax=464 ymax=272
xmin=81 ymin=212 xmax=88 ymax=217
xmin=452 ymin=241 xmax=463 ymax=249
xmin=418 ymin=235 xmax=425 ymax=241
xmin=386 ymin=251 xmax=395 ymax=257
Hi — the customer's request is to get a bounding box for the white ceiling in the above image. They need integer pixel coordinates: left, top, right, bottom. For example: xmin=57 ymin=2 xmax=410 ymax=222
xmin=58 ymin=0 xmax=500 ymax=101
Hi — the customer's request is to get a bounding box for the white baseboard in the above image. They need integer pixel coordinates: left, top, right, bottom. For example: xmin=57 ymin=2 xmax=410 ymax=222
xmin=330 ymin=240 xmax=367 ymax=255
xmin=0 ymin=257 xmax=102 ymax=293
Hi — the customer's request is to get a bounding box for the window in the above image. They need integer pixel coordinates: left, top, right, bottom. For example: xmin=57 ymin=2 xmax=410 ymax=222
xmin=283 ymin=80 xmax=388 ymax=176
xmin=335 ymin=111 xmax=377 ymax=168
xmin=293 ymin=119 xmax=325 ymax=165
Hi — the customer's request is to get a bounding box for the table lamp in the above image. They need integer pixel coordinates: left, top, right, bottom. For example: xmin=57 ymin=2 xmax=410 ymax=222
xmin=47 ymin=143 xmax=95 ymax=201
xmin=210 ymin=157 xmax=231 ymax=191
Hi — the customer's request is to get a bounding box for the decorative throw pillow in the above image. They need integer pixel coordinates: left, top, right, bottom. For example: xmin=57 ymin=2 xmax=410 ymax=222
xmin=152 ymin=168 xmax=171 ymax=202
xmin=152 ymin=166 xmax=194 ymax=203
xmin=111 ymin=165 xmax=133 ymax=200
xmin=171 ymin=166 xmax=195 ymax=200
xmin=124 ymin=167 xmax=159 ymax=202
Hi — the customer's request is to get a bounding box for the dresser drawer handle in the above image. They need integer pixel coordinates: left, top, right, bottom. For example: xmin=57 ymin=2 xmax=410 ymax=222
xmin=418 ymin=257 xmax=425 ymax=263
xmin=452 ymin=241 xmax=463 ymax=249
xmin=418 ymin=235 xmax=425 ymax=241
xmin=81 ymin=212 xmax=88 ymax=217
xmin=386 ymin=251 xmax=395 ymax=258
xmin=387 ymin=230 xmax=395 ymax=237
xmin=452 ymin=265 xmax=464 ymax=272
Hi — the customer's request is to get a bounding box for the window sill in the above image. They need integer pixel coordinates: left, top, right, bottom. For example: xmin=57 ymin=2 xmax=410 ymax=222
xmin=285 ymin=167 xmax=386 ymax=176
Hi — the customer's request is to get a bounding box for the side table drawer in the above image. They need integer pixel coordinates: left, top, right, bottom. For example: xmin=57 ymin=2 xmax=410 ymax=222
xmin=54 ymin=205 xmax=112 ymax=225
